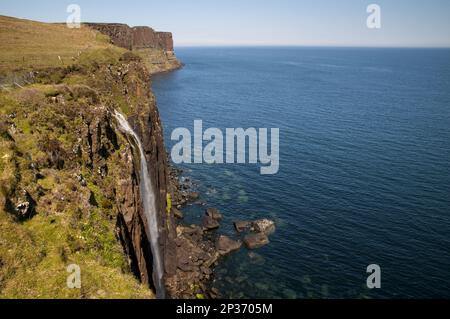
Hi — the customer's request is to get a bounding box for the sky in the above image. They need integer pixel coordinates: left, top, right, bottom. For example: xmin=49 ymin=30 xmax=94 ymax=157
xmin=1 ymin=0 xmax=450 ymax=47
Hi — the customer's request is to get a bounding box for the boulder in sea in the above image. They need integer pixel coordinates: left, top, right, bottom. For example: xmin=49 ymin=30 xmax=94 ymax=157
xmin=206 ymin=208 xmax=223 ymax=221
xmin=252 ymin=219 xmax=276 ymax=235
xmin=234 ymin=218 xmax=276 ymax=235
xmin=243 ymin=233 xmax=270 ymax=249
xmin=216 ymin=235 xmax=242 ymax=256
xmin=234 ymin=220 xmax=252 ymax=233
xmin=202 ymin=215 xmax=220 ymax=231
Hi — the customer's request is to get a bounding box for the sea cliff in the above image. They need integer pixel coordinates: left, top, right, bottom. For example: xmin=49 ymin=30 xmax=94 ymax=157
xmin=0 ymin=15 xmax=215 ymax=299
xmin=85 ymin=22 xmax=182 ymax=75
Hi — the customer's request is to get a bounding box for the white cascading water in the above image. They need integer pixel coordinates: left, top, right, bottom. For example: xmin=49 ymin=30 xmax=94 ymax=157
xmin=113 ymin=110 xmax=166 ymax=299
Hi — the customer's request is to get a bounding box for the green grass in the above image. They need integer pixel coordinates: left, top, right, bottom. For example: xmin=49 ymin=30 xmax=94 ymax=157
xmin=0 ymin=15 xmax=119 ymax=74
xmin=0 ymin=210 xmax=153 ymax=298
xmin=0 ymin=15 xmax=158 ymax=299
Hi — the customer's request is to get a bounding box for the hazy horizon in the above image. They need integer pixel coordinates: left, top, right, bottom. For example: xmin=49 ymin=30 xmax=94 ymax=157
xmin=1 ymin=0 xmax=450 ymax=48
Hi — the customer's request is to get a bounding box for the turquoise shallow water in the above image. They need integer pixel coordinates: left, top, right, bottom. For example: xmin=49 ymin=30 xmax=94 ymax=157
xmin=152 ymin=47 xmax=450 ymax=299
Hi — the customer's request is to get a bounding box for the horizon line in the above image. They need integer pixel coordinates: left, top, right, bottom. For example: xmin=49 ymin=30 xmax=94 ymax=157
xmin=3 ymin=15 xmax=449 ymax=50
xmin=174 ymin=44 xmax=450 ymax=49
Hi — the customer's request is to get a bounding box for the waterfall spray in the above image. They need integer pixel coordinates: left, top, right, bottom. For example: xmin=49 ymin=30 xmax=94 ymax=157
xmin=113 ymin=110 xmax=166 ymax=299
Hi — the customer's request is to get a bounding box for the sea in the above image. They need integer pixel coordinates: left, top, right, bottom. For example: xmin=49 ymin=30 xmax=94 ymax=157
xmin=152 ymin=47 xmax=450 ymax=299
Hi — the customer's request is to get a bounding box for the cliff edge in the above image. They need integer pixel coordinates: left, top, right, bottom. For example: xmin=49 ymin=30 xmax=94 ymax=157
xmin=0 ymin=15 xmax=191 ymax=298
xmin=85 ymin=23 xmax=182 ymax=75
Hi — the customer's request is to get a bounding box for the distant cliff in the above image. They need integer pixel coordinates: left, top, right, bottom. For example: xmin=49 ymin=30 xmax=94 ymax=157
xmin=84 ymin=23 xmax=173 ymax=51
xmin=84 ymin=23 xmax=181 ymax=74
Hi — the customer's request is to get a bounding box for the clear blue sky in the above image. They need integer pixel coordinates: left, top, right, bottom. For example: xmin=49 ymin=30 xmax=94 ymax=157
xmin=1 ymin=0 xmax=450 ymax=47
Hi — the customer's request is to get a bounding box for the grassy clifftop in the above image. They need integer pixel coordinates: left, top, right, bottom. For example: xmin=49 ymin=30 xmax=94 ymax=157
xmin=0 ymin=15 xmax=180 ymax=78
xmin=0 ymin=16 xmax=161 ymax=298
xmin=0 ymin=15 xmax=117 ymax=74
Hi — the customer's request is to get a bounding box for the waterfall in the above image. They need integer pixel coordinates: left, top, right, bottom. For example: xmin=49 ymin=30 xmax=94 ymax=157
xmin=113 ymin=110 xmax=166 ymax=299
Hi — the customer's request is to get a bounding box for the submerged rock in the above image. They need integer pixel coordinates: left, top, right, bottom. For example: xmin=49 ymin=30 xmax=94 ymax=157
xmin=189 ymin=192 xmax=200 ymax=201
xmin=216 ymin=235 xmax=242 ymax=256
xmin=243 ymin=233 xmax=270 ymax=249
xmin=248 ymin=251 xmax=265 ymax=265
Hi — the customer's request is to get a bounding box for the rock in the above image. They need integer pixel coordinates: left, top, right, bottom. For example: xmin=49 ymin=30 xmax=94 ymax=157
xmin=201 ymin=266 xmax=212 ymax=276
xmin=173 ymin=208 xmax=184 ymax=219
xmin=252 ymin=219 xmax=276 ymax=235
xmin=243 ymin=233 xmax=270 ymax=249
xmin=75 ymin=173 xmax=87 ymax=186
xmin=15 ymin=202 xmax=31 ymax=218
xmin=234 ymin=219 xmax=276 ymax=235
xmin=189 ymin=192 xmax=200 ymax=201
xmin=216 ymin=235 xmax=242 ymax=256
xmin=234 ymin=220 xmax=252 ymax=233
xmin=209 ymin=287 xmax=221 ymax=299
xmin=14 ymin=190 xmax=36 ymax=220
xmin=202 ymin=215 xmax=220 ymax=231
xmin=206 ymin=208 xmax=222 ymax=221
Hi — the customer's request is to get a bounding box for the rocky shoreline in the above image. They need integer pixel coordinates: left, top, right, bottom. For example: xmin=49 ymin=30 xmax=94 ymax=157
xmin=165 ymin=162 xmax=275 ymax=299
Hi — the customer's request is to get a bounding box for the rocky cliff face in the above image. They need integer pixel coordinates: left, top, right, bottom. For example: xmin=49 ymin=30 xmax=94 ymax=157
xmin=84 ymin=23 xmax=182 ymax=75
xmin=1 ymin=16 xmax=218 ymax=299
xmin=85 ymin=23 xmax=175 ymax=52
xmin=132 ymin=27 xmax=174 ymax=52
xmin=0 ymin=42 xmax=181 ymax=296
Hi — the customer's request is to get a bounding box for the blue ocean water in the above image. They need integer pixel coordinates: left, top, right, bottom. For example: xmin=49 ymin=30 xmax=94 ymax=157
xmin=152 ymin=47 xmax=450 ymax=299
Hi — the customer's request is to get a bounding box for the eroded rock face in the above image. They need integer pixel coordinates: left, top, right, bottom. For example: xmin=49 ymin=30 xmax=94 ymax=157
xmin=155 ymin=32 xmax=174 ymax=52
xmin=107 ymin=63 xmax=178 ymax=293
xmin=85 ymin=23 xmax=134 ymax=50
xmin=86 ymin=23 xmax=175 ymax=52
xmin=132 ymin=27 xmax=174 ymax=52
xmin=43 ymin=58 xmax=180 ymax=296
